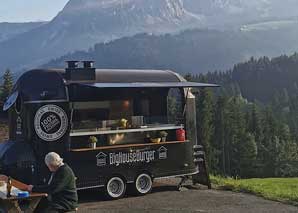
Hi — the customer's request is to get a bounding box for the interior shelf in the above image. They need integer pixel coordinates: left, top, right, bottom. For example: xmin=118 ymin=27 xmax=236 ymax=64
xmin=70 ymin=140 xmax=189 ymax=152
xmin=70 ymin=125 xmax=184 ymax=137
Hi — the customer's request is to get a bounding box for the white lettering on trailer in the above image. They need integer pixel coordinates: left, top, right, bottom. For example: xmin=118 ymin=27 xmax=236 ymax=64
xmin=109 ymin=150 xmax=155 ymax=166
xmin=96 ymin=149 xmax=162 ymax=167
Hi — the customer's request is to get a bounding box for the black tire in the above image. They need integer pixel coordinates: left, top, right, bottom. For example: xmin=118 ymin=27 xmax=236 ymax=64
xmin=105 ymin=176 xmax=126 ymax=199
xmin=134 ymin=173 xmax=153 ymax=195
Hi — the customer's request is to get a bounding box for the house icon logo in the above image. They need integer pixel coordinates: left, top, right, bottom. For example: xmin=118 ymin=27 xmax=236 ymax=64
xmin=158 ymin=146 xmax=167 ymax=160
xmin=96 ymin=152 xmax=107 ymax=167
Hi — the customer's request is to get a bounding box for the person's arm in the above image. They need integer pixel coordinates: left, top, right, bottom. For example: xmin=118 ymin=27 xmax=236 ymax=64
xmin=32 ymin=167 xmax=71 ymax=194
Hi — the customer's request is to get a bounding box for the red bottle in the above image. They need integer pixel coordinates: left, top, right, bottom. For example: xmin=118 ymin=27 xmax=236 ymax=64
xmin=176 ymin=128 xmax=186 ymax=141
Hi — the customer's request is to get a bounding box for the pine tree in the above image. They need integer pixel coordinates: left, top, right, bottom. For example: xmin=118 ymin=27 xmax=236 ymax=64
xmin=1 ymin=69 xmax=13 ymax=101
xmin=225 ymin=96 xmax=246 ymax=177
xmin=213 ymin=96 xmax=228 ymax=175
xmin=260 ymin=106 xmax=279 ymax=177
xmin=196 ymin=88 xmax=214 ymax=169
xmin=238 ymin=133 xmax=257 ymax=177
xmin=184 ymin=73 xmax=193 ymax=81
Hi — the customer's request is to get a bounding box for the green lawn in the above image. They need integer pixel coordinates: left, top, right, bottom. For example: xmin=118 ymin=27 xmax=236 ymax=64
xmin=211 ymin=176 xmax=298 ymax=205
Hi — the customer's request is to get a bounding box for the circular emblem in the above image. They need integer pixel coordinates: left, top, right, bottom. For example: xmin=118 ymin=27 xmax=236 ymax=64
xmin=34 ymin=105 xmax=68 ymax=142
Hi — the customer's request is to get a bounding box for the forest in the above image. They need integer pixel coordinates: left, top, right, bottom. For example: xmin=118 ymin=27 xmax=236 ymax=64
xmin=192 ymin=53 xmax=298 ymax=178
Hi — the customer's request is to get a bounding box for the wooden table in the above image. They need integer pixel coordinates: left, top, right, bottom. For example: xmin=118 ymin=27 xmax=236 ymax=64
xmin=0 ymin=175 xmax=47 ymax=213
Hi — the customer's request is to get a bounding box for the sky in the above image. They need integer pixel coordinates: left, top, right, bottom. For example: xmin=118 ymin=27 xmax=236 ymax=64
xmin=0 ymin=0 xmax=69 ymax=22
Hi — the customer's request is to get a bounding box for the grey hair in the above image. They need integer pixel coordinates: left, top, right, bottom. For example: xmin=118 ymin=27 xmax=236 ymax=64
xmin=45 ymin=152 xmax=64 ymax=167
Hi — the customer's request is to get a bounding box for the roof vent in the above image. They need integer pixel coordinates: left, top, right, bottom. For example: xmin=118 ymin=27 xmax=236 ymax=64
xmin=66 ymin=61 xmax=79 ymax=69
xmin=65 ymin=60 xmax=96 ymax=81
xmin=83 ymin=61 xmax=94 ymax=69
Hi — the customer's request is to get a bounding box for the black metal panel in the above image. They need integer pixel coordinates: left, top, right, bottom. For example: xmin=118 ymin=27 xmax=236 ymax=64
xmin=15 ymin=69 xmax=67 ymax=102
xmin=11 ymin=68 xmax=186 ymax=103
xmin=65 ymin=67 xmax=96 ymax=81
xmin=67 ymin=142 xmax=197 ymax=189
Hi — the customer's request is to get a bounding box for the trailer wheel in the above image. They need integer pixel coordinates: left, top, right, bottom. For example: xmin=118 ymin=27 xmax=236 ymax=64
xmin=106 ymin=176 xmax=126 ymax=199
xmin=135 ymin=173 xmax=153 ymax=195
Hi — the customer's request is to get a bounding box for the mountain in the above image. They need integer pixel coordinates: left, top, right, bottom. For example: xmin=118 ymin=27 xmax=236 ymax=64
xmin=1 ymin=0 xmax=298 ymax=74
xmin=0 ymin=0 xmax=203 ymax=73
xmin=184 ymin=0 xmax=298 ymax=29
xmin=0 ymin=22 xmax=45 ymax=42
xmin=44 ymin=26 xmax=298 ymax=74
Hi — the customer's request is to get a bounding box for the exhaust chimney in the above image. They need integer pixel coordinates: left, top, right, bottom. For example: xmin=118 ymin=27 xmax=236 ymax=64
xmin=83 ymin=61 xmax=94 ymax=69
xmin=66 ymin=61 xmax=79 ymax=69
xmin=65 ymin=60 xmax=96 ymax=81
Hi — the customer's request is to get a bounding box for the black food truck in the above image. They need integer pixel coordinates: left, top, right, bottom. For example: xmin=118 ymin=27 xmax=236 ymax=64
xmin=0 ymin=61 xmax=217 ymax=199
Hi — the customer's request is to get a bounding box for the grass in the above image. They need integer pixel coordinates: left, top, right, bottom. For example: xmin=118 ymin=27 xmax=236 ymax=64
xmin=211 ymin=175 xmax=298 ymax=205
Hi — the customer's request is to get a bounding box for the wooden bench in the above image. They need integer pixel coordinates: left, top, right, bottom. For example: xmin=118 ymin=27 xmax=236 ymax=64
xmin=0 ymin=175 xmax=47 ymax=213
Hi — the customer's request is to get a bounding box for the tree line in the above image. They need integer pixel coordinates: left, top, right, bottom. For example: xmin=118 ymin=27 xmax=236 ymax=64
xmin=191 ymin=53 xmax=298 ymax=178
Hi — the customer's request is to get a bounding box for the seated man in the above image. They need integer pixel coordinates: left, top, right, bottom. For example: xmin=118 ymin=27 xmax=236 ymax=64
xmin=27 ymin=152 xmax=78 ymax=213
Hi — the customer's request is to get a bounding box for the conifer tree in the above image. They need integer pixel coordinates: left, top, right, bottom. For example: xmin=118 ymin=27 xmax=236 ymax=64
xmin=213 ymin=96 xmax=228 ymax=175
xmin=1 ymin=69 xmax=13 ymax=101
xmin=230 ymin=97 xmax=246 ymax=176
xmin=196 ymin=87 xmax=214 ymax=168
xmin=238 ymin=133 xmax=257 ymax=177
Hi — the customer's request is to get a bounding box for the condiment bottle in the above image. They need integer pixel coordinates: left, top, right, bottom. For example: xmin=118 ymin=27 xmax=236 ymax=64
xmin=7 ymin=176 xmax=12 ymax=197
xmin=176 ymin=128 xmax=186 ymax=141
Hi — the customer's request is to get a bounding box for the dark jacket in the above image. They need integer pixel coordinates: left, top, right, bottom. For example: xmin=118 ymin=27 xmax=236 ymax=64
xmin=32 ymin=164 xmax=78 ymax=211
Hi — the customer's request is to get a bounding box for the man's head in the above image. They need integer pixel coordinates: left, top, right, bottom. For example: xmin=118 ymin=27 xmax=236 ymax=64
xmin=45 ymin=152 xmax=64 ymax=172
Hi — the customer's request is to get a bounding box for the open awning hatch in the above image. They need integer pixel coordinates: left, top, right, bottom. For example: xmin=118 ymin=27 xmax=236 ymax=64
xmin=77 ymin=82 xmax=219 ymax=89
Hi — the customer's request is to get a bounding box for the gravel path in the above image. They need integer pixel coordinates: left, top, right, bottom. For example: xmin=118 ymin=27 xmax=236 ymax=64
xmin=77 ymin=179 xmax=298 ymax=213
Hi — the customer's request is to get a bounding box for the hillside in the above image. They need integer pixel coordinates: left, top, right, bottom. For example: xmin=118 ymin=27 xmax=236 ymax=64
xmin=1 ymin=0 xmax=298 ymax=74
xmin=0 ymin=22 xmax=45 ymax=42
xmin=184 ymin=0 xmax=298 ymax=29
xmin=44 ymin=26 xmax=298 ymax=74
xmin=203 ymin=53 xmax=298 ymax=103
xmin=0 ymin=0 xmax=202 ymax=73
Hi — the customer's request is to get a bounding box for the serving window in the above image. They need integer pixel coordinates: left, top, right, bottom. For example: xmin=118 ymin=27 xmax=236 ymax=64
xmin=68 ymin=86 xmax=187 ymax=150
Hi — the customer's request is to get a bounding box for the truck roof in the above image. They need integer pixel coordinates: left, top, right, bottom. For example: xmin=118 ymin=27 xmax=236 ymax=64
xmin=3 ymin=68 xmax=217 ymax=110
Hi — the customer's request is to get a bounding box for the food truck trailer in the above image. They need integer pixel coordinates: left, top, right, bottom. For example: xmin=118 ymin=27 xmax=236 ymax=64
xmin=0 ymin=61 xmax=217 ymax=199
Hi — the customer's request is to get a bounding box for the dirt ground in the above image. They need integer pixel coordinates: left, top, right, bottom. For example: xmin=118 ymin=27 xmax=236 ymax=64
xmin=77 ymin=178 xmax=298 ymax=213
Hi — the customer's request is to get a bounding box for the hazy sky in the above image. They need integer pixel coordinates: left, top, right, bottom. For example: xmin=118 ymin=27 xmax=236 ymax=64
xmin=0 ymin=0 xmax=69 ymax=22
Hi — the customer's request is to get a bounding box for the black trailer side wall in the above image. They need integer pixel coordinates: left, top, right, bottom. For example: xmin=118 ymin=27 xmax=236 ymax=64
xmin=68 ymin=142 xmax=193 ymax=189
xmin=25 ymin=102 xmax=71 ymax=184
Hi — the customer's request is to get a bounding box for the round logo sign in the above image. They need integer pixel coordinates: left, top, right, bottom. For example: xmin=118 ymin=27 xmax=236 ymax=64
xmin=34 ymin=105 xmax=68 ymax=142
